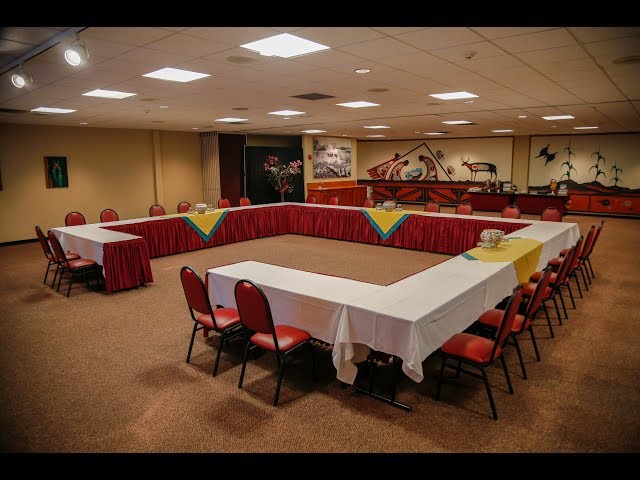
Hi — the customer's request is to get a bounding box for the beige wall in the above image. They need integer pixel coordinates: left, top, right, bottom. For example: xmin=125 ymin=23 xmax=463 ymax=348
xmin=512 ymin=135 xmax=530 ymax=189
xmin=0 ymin=124 xmax=201 ymax=243
xmin=302 ymin=135 xmax=357 ymax=196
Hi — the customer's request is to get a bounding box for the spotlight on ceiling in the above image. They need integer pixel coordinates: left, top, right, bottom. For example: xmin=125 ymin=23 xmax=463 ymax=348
xmin=64 ymin=37 xmax=90 ymax=66
xmin=11 ymin=66 xmax=33 ymax=89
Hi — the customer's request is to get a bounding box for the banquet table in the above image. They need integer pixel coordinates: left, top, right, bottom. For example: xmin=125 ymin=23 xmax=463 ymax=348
xmin=206 ymin=216 xmax=579 ymax=387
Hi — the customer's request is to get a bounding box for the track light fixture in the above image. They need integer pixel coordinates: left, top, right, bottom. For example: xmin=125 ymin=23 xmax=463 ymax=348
xmin=11 ymin=66 xmax=33 ymax=89
xmin=64 ymin=36 xmax=89 ymax=66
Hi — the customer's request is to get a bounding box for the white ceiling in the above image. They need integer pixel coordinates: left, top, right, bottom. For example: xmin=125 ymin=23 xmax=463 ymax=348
xmin=1 ymin=26 xmax=639 ymax=139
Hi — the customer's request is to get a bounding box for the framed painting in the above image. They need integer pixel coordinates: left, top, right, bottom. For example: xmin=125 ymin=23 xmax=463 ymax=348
xmin=44 ymin=156 xmax=69 ymax=188
xmin=313 ymin=136 xmax=351 ymax=178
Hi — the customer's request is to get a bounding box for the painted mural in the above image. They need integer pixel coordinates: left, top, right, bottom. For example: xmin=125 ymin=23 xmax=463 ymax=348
xmin=529 ymin=134 xmax=640 ymax=214
xmin=358 ymin=137 xmax=513 ymax=183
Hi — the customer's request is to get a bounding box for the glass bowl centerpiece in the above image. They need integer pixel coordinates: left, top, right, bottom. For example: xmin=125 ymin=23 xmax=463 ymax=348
xmin=194 ymin=203 xmax=208 ymax=214
xmin=478 ymin=229 xmax=505 ymax=248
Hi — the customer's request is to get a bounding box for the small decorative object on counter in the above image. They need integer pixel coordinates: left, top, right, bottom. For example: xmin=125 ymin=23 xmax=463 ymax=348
xmin=395 ymin=203 xmax=403 ymax=211
xmin=194 ymin=203 xmax=208 ymax=214
xmin=478 ymin=229 xmax=506 ymax=248
xmin=382 ymin=200 xmax=397 ymax=211
xmin=549 ymin=178 xmax=558 ymax=195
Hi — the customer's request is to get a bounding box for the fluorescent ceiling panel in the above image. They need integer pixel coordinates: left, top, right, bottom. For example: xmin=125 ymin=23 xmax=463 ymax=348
xmin=429 ymin=91 xmax=478 ymax=100
xmin=336 ymin=101 xmax=380 ymax=108
xmin=542 ymin=115 xmax=575 ymax=120
xmin=269 ymin=110 xmax=305 ymax=116
xmin=142 ymin=67 xmax=210 ymax=82
xmin=240 ymin=33 xmax=330 ymax=58
xmin=82 ymin=89 xmax=137 ymax=99
xmin=31 ymin=107 xmax=76 ymax=114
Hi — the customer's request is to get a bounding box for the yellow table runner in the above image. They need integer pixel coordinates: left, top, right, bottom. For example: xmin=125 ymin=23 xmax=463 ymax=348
xmin=361 ymin=208 xmax=410 ymax=240
xmin=462 ymin=237 xmax=543 ymax=283
xmin=170 ymin=209 xmax=229 ymax=242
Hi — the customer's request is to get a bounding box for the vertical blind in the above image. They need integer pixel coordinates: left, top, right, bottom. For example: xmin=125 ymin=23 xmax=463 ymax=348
xmin=201 ymin=132 xmax=221 ymax=206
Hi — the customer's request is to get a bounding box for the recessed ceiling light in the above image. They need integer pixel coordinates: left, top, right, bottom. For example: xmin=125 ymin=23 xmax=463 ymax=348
xmin=82 ymin=89 xmax=137 ymax=99
xmin=355 ymin=68 xmax=372 ymax=74
xmin=442 ymin=120 xmax=472 ymax=125
xmin=159 ymin=105 xmax=169 ymax=109
xmin=414 ymin=131 xmax=421 ymax=134
xmin=336 ymin=101 xmax=380 ymax=108
xmin=363 ymin=125 xmax=390 ymax=129
xmin=215 ymin=117 xmax=248 ymax=123
xmin=551 ymin=125 xmax=558 ymax=128
xmin=463 ymin=100 xmax=475 ymax=104
xmin=542 ymin=115 xmax=575 ymax=120
xmin=366 ymin=134 xmax=386 ymax=138
xmin=240 ymin=33 xmax=330 ymax=58
xmin=429 ymin=91 xmax=478 ymax=100
xmin=517 ymin=115 xmax=527 ymax=118
xmin=342 ymin=134 xmax=348 ymax=136
xmin=142 ymin=67 xmax=210 ymax=83
xmin=301 ymin=129 xmax=326 ymax=133
xmin=283 ymin=117 xmax=291 ymax=120
xmin=79 ymin=122 xmax=88 ymax=125
xmin=492 ymin=129 xmax=514 ymax=133
xmin=192 ymin=127 xmax=199 ymax=130
xmin=269 ymin=110 xmax=305 ymax=116
xmin=425 ymin=132 xmax=447 ymax=135
xmin=31 ymin=107 xmax=76 ymax=114
xmin=574 ymin=126 xmax=599 ymax=130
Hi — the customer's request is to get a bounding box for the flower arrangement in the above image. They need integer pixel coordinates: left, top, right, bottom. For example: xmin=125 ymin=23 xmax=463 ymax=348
xmin=264 ymin=155 xmax=303 ymax=202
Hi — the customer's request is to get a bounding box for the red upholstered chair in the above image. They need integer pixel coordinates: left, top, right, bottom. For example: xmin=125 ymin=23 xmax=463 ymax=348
xmin=547 ymin=236 xmax=588 ymax=297
xmin=501 ymin=204 xmax=521 ymax=219
xmin=524 ymin=245 xmax=577 ymax=327
xmin=455 ymin=202 xmax=473 ymax=215
xmin=149 ymin=204 xmax=166 ymax=217
xmin=363 ymin=198 xmax=375 ymax=208
xmin=65 ymin=211 xmax=86 ymax=226
xmin=436 ymin=285 xmax=523 ymax=420
xmin=581 ymin=220 xmax=604 ymax=281
xmin=305 ymin=194 xmax=318 ymax=204
xmin=234 ymin=279 xmax=316 ymax=406
xmin=218 ymin=198 xmax=231 ymax=209
xmin=424 ymin=200 xmax=440 ymax=213
xmin=541 ymin=206 xmax=562 ymax=222
xmin=35 ymin=225 xmax=79 ymax=286
xmin=327 ymin=195 xmax=339 ymax=205
xmin=180 ymin=266 xmax=243 ymax=376
xmin=177 ymin=201 xmax=191 ymax=214
xmin=239 ymin=196 xmax=252 ymax=207
xmin=100 ymin=208 xmax=119 ymax=223
xmin=476 ymin=267 xmax=553 ymax=379
xmin=47 ymin=230 xmax=101 ymax=297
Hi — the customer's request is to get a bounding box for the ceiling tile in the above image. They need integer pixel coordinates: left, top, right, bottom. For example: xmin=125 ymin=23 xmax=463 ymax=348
xmin=144 ymin=33 xmax=230 ymax=57
xmin=83 ymin=27 xmax=173 ymax=46
xmin=470 ymin=27 xmax=555 ymax=39
xmin=293 ymin=27 xmax=385 ymax=48
xmin=492 ymin=29 xmax=578 ymax=54
xmin=339 ymin=37 xmax=421 ymax=60
xmin=568 ymin=27 xmax=640 ymax=44
xmin=395 ymin=28 xmax=484 ymax=51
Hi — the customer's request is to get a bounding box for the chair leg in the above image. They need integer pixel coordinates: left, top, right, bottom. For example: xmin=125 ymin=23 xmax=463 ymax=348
xmin=309 ymin=342 xmax=318 ymax=382
xmin=552 ymin=296 xmax=563 ymax=325
xmin=500 ymin=354 xmax=514 ymax=394
xmin=587 ymin=257 xmax=595 ymax=279
xmin=579 ymin=266 xmax=589 ymax=291
xmin=584 ymin=262 xmax=593 ymax=284
xmin=480 ymin=366 xmax=498 ymax=420
xmin=542 ymin=303 xmax=555 ymax=338
xmin=512 ymin=334 xmax=527 ymax=380
xmin=273 ymin=354 xmax=287 ymax=406
xmin=566 ymin=283 xmax=576 ymax=309
xmin=455 ymin=359 xmax=462 ymax=378
xmin=44 ymin=260 xmax=52 ymax=284
xmin=557 ymin=289 xmax=568 ymax=320
xmin=573 ymin=272 xmax=583 ymax=298
xmin=436 ymin=356 xmax=447 ymax=401
xmin=529 ymin=327 xmax=541 ymax=361
xmin=52 ymin=264 xmax=59 ymax=289
xmin=67 ymin=271 xmax=75 ymax=297
xmin=186 ymin=322 xmax=198 ymax=363
xmin=213 ymin=330 xmax=226 ymax=376
xmin=238 ymin=339 xmax=251 ymax=389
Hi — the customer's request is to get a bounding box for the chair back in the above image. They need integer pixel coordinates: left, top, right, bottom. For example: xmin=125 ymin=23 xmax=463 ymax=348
xmin=177 ymin=201 xmax=191 ymax=214
xmin=47 ymin=230 xmax=69 ymax=266
xmin=65 ymin=211 xmax=86 ymax=226
xmin=35 ymin=225 xmax=54 ymax=261
xmin=149 ymin=204 xmax=166 ymax=217
xmin=585 ymin=220 xmax=604 ymax=258
xmin=327 ymin=195 xmax=339 ymax=205
xmin=524 ymin=266 xmax=554 ymax=327
xmin=234 ymin=279 xmax=275 ymax=336
xmin=180 ymin=266 xmax=214 ymax=319
xmin=541 ymin=206 xmax=562 ymax=222
xmin=555 ymin=245 xmax=576 ymax=285
xmin=569 ymin=236 xmax=584 ymax=272
xmin=424 ymin=201 xmax=440 ymax=213
xmin=491 ymin=285 xmax=524 ymax=360
xmin=218 ymin=198 xmax=231 ymax=209
xmin=363 ymin=198 xmax=375 ymax=208
xmin=579 ymin=225 xmax=596 ymax=260
xmin=501 ymin=204 xmax=521 ymax=219
xmin=240 ymin=197 xmax=252 ymax=207
xmin=100 ymin=208 xmax=119 ymax=222
xmin=305 ymin=194 xmax=318 ymax=204
xmin=455 ymin=202 xmax=473 ymax=215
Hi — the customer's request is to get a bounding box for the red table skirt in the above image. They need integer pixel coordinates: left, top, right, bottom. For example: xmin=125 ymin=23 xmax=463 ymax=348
xmin=100 ymin=206 xmax=529 ymax=291
xmin=102 ymin=238 xmax=154 ymax=292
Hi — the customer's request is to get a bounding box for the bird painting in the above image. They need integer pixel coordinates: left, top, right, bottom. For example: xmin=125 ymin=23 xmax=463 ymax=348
xmin=535 ymin=144 xmax=558 ymax=165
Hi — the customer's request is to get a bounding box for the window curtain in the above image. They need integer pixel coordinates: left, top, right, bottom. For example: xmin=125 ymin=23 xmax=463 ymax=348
xmin=201 ymin=132 xmax=221 ymax=206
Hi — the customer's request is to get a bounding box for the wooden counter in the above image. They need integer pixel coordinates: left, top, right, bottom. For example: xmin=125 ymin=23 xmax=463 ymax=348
xmin=307 ymin=180 xmax=368 ymax=206
xmin=467 ymin=191 xmax=569 ymax=215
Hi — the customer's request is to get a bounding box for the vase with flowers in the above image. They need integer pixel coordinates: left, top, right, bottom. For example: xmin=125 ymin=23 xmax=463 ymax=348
xmin=264 ymin=155 xmax=303 ymax=202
